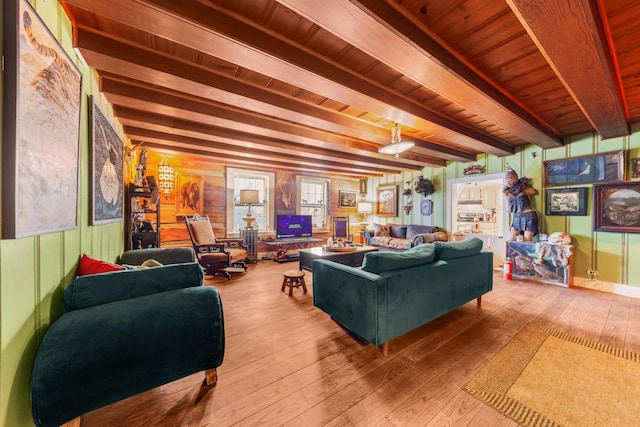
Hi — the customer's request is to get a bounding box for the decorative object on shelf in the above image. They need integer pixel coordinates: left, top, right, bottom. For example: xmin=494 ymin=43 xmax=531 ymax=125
xmin=378 ymin=123 xmax=414 ymax=157
xmin=2 ymin=0 xmax=83 ymax=239
xmin=239 ymin=189 xmax=260 ymax=229
xmin=414 ymin=176 xmax=435 ymax=197
xmin=420 ymin=199 xmax=433 ymax=216
xmin=175 ymin=173 xmax=203 ymax=217
xmin=543 ymin=150 xmax=625 ymax=187
xmin=357 ymin=201 xmax=373 ymax=230
xmin=157 ymin=160 xmax=174 ymax=199
xmin=593 ymin=181 xmax=640 ymax=233
xmin=278 ymin=172 xmax=293 ymax=208
xmin=90 ymin=97 xmax=124 ymax=225
xmin=339 ymin=190 xmax=357 ymax=208
xmin=545 ymin=187 xmax=587 ymax=216
xmin=463 ymin=164 xmax=486 ymax=176
xmin=377 ymin=185 xmax=398 ymax=217
xmin=134 ymin=148 xmax=148 ymax=187
xmin=126 ymin=184 xmax=160 ymax=250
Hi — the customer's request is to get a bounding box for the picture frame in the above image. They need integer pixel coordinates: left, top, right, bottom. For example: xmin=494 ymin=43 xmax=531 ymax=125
xmin=339 ymin=190 xmax=357 ymax=208
xmin=1 ymin=0 xmax=82 ymax=238
xmin=543 ymin=150 xmax=625 ymax=187
xmin=593 ymin=182 xmax=640 ymax=233
xmin=90 ymin=97 xmax=124 ymax=225
xmin=175 ymin=173 xmax=204 ymax=217
xmin=377 ymin=185 xmax=398 ymax=217
xmin=545 ymin=187 xmax=587 ymax=216
xmin=420 ymin=199 xmax=433 ymax=216
xmin=633 ymin=158 xmax=640 ymax=179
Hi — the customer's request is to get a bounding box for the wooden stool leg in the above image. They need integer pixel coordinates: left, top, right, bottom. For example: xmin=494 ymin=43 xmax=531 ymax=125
xmin=301 ymin=277 xmax=307 ymax=294
xmin=288 ymin=279 xmax=294 ymax=297
xmin=281 ymin=277 xmax=287 ymax=293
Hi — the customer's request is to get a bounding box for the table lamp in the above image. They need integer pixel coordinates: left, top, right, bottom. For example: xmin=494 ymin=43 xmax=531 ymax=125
xmin=357 ymin=201 xmax=373 ymax=230
xmin=239 ymin=189 xmax=260 ymax=229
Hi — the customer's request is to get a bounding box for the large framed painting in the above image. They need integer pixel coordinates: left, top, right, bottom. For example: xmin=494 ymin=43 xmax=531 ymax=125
xmin=545 ymin=187 xmax=587 ymax=216
xmin=90 ymin=97 xmax=124 ymax=225
xmin=593 ymin=182 xmax=640 ymax=233
xmin=543 ymin=150 xmax=625 ymax=187
xmin=176 ymin=173 xmax=204 ymax=217
xmin=1 ymin=0 xmax=82 ymax=238
xmin=377 ymin=185 xmax=398 ymax=217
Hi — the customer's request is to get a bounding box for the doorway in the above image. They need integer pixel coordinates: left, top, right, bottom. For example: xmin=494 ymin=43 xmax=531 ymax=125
xmin=447 ymin=173 xmax=509 ymax=268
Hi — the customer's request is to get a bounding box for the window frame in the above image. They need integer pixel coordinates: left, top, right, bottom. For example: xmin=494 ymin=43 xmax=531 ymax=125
xmin=296 ymin=175 xmax=330 ymax=232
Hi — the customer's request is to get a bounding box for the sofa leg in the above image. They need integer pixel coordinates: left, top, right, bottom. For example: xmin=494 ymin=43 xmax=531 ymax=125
xmin=477 ymin=296 xmax=482 ymax=305
xmin=62 ymin=417 xmax=81 ymax=427
xmin=205 ymin=368 xmax=218 ymax=386
xmin=378 ymin=342 xmax=389 ymax=356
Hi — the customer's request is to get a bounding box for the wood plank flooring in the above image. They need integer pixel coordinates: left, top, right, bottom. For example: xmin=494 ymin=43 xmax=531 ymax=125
xmin=80 ymin=259 xmax=640 ymax=426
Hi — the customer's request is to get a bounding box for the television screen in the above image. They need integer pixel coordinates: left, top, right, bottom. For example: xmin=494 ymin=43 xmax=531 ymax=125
xmin=276 ymin=214 xmax=313 ymax=239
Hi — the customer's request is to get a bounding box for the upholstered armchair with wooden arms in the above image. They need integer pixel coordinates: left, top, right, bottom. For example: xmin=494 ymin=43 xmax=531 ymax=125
xmin=185 ymin=214 xmax=248 ymax=279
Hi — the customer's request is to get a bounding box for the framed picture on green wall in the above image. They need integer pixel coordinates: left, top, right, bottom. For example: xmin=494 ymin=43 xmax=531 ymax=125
xmin=543 ymin=150 xmax=625 ymax=187
xmin=594 ymin=182 xmax=640 ymax=233
xmin=545 ymin=187 xmax=587 ymax=216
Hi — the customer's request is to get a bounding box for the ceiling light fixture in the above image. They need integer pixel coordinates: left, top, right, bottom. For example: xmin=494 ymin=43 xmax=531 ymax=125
xmin=378 ymin=123 xmax=415 ymax=158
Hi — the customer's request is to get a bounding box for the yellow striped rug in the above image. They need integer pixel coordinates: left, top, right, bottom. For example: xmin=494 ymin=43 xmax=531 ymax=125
xmin=464 ymin=323 xmax=640 ymax=427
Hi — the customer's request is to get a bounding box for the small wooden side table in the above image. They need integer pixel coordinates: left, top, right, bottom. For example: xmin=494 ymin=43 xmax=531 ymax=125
xmin=281 ymin=270 xmax=307 ymax=296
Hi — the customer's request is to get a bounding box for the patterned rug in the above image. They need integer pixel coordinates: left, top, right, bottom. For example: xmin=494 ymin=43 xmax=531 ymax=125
xmin=465 ymin=323 xmax=640 ymax=426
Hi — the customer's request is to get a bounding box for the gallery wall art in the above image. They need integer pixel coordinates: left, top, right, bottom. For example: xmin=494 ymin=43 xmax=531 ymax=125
xmin=2 ymin=0 xmax=82 ymax=238
xmin=377 ymin=185 xmax=398 ymax=217
xmin=90 ymin=97 xmax=124 ymax=225
xmin=176 ymin=173 xmax=204 ymax=217
xmin=543 ymin=150 xmax=625 ymax=187
xmin=593 ymin=182 xmax=640 ymax=233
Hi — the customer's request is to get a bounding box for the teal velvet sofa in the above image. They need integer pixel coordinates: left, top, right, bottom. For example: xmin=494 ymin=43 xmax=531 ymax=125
xmin=30 ymin=253 xmax=224 ymax=427
xmin=312 ymin=238 xmax=493 ymax=354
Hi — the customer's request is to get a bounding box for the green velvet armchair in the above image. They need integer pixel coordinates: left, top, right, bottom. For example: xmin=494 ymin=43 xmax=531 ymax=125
xmin=30 ymin=253 xmax=224 ymax=427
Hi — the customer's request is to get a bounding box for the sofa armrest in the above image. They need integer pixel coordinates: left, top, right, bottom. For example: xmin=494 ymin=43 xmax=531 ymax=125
xmin=118 ymin=247 xmax=195 ymax=266
xmin=64 ymin=262 xmax=205 ymax=311
xmin=412 ymin=231 xmax=448 ymax=246
xmin=363 ymin=230 xmax=374 ymax=245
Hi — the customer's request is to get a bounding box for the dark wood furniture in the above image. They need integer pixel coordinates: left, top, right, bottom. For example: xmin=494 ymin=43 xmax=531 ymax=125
xmin=281 ymin=270 xmax=307 ymax=296
xmin=298 ymin=245 xmax=379 ymax=271
xmin=126 ymin=184 xmax=160 ymax=250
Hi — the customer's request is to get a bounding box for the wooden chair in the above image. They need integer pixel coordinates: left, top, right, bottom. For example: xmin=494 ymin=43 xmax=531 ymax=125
xmin=332 ymin=216 xmax=354 ymax=242
xmin=185 ymin=214 xmax=248 ymax=279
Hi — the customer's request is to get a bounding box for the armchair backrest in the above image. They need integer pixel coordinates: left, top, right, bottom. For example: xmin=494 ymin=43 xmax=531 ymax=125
xmin=333 ymin=216 xmax=350 ymax=239
xmin=185 ymin=214 xmax=217 ymax=246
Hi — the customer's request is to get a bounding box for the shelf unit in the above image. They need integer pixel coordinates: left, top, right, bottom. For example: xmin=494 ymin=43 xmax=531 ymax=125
xmin=126 ymin=184 xmax=160 ymax=250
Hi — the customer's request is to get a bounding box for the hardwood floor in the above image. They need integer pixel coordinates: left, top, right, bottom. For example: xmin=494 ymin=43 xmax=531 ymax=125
xmin=80 ymin=259 xmax=640 ymax=426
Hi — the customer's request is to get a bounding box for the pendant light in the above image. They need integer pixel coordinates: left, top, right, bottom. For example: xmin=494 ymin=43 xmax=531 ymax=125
xmin=378 ymin=123 xmax=415 ymax=157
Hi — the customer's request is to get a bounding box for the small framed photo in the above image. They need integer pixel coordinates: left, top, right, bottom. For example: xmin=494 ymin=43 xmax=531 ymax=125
xmin=339 ymin=190 xmax=357 ymax=208
xmin=420 ymin=199 xmax=433 ymax=216
xmin=545 ymin=187 xmax=587 ymax=216
xmin=377 ymin=185 xmax=398 ymax=217
xmin=594 ymin=182 xmax=640 ymax=233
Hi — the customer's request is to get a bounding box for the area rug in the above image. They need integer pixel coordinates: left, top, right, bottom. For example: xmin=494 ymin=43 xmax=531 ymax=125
xmin=464 ymin=323 xmax=640 ymax=426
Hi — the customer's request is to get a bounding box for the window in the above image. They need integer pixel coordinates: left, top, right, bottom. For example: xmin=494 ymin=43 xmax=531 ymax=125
xmin=227 ymin=168 xmax=275 ymax=235
xmin=297 ymin=176 xmax=329 ymax=230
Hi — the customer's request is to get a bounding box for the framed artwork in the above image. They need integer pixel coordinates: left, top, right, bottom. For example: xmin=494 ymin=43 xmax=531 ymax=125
xmin=543 ymin=150 xmax=625 ymax=187
xmin=90 ymin=97 xmax=124 ymax=225
xmin=377 ymin=185 xmax=398 ymax=217
xmin=545 ymin=187 xmax=587 ymax=216
xmin=175 ymin=173 xmax=204 ymax=217
xmin=594 ymin=182 xmax=640 ymax=233
xmin=339 ymin=190 xmax=357 ymax=208
xmin=1 ymin=0 xmax=82 ymax=238
xmin=420 ymin=199 xmax=433 ymax=216
xmin=633 ymin=158 xmax=640 ymax=179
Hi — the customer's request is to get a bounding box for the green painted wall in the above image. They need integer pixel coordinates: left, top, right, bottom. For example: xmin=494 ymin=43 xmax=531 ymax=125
xmin=374 ymin=127 xmax=640 ymax=287
xmin=0 ymin=1 xmax=124 ymax=424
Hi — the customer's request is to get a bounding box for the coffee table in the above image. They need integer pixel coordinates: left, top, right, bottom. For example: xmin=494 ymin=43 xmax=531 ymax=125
xmin=298 ymin=245 xmax=379 ymax=271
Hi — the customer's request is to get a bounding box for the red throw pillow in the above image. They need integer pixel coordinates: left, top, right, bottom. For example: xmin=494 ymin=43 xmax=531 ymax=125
xmin=78 ymin=254 xmax=126 ymax=276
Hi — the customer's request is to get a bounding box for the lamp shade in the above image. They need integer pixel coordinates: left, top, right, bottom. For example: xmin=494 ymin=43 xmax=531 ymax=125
xmin=239 ymin=189 xmax=260 ymax=204
xmin=357 ymin=201 xmax=373 ymax=213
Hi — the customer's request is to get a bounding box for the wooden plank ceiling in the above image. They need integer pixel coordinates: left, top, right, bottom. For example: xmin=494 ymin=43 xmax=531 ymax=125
xmin=60 ymin=0 xmax=639 ymax=177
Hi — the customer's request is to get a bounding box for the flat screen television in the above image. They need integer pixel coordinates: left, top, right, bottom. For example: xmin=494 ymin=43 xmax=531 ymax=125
xmin=276 ymin=214 xmax=313 ymax=239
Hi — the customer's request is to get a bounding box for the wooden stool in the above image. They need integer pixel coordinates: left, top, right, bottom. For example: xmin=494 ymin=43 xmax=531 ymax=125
xmin=281 ymin=270 xmax=307 ymax=296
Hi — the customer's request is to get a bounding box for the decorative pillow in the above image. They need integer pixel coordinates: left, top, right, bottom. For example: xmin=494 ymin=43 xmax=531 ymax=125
xmin=78 ymin=254 xmax=126 ymax=276
xmin=433 ymin=238 xmax=483 ymax=260
xmin=390 ymin=224 xmax=408 ymax=238
xmin=361 ymin=244 xmax=436 ymax=274
xmin=374 ymin=223 xmax=391 ymax=237
xmin=189 ymin=220 xmax=217 ymax=245
xmin=406 ymin=224 xmax=439 ymax=241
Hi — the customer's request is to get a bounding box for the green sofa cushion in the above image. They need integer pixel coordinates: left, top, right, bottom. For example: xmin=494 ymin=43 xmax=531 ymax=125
xmin=433 ymin=238 xmax=483 ymax=260
xmin=361 ymin=244 xmax=436 ymax=273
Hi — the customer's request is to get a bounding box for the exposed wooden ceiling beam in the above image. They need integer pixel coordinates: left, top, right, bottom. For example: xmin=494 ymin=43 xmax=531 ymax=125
xmin=64 ymin=0 xmax=514 ymax=156
xmin=276 ymin=0 xmax=564 ymax=148
xmin=506 ymin=0 xmax=629 ymax=138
